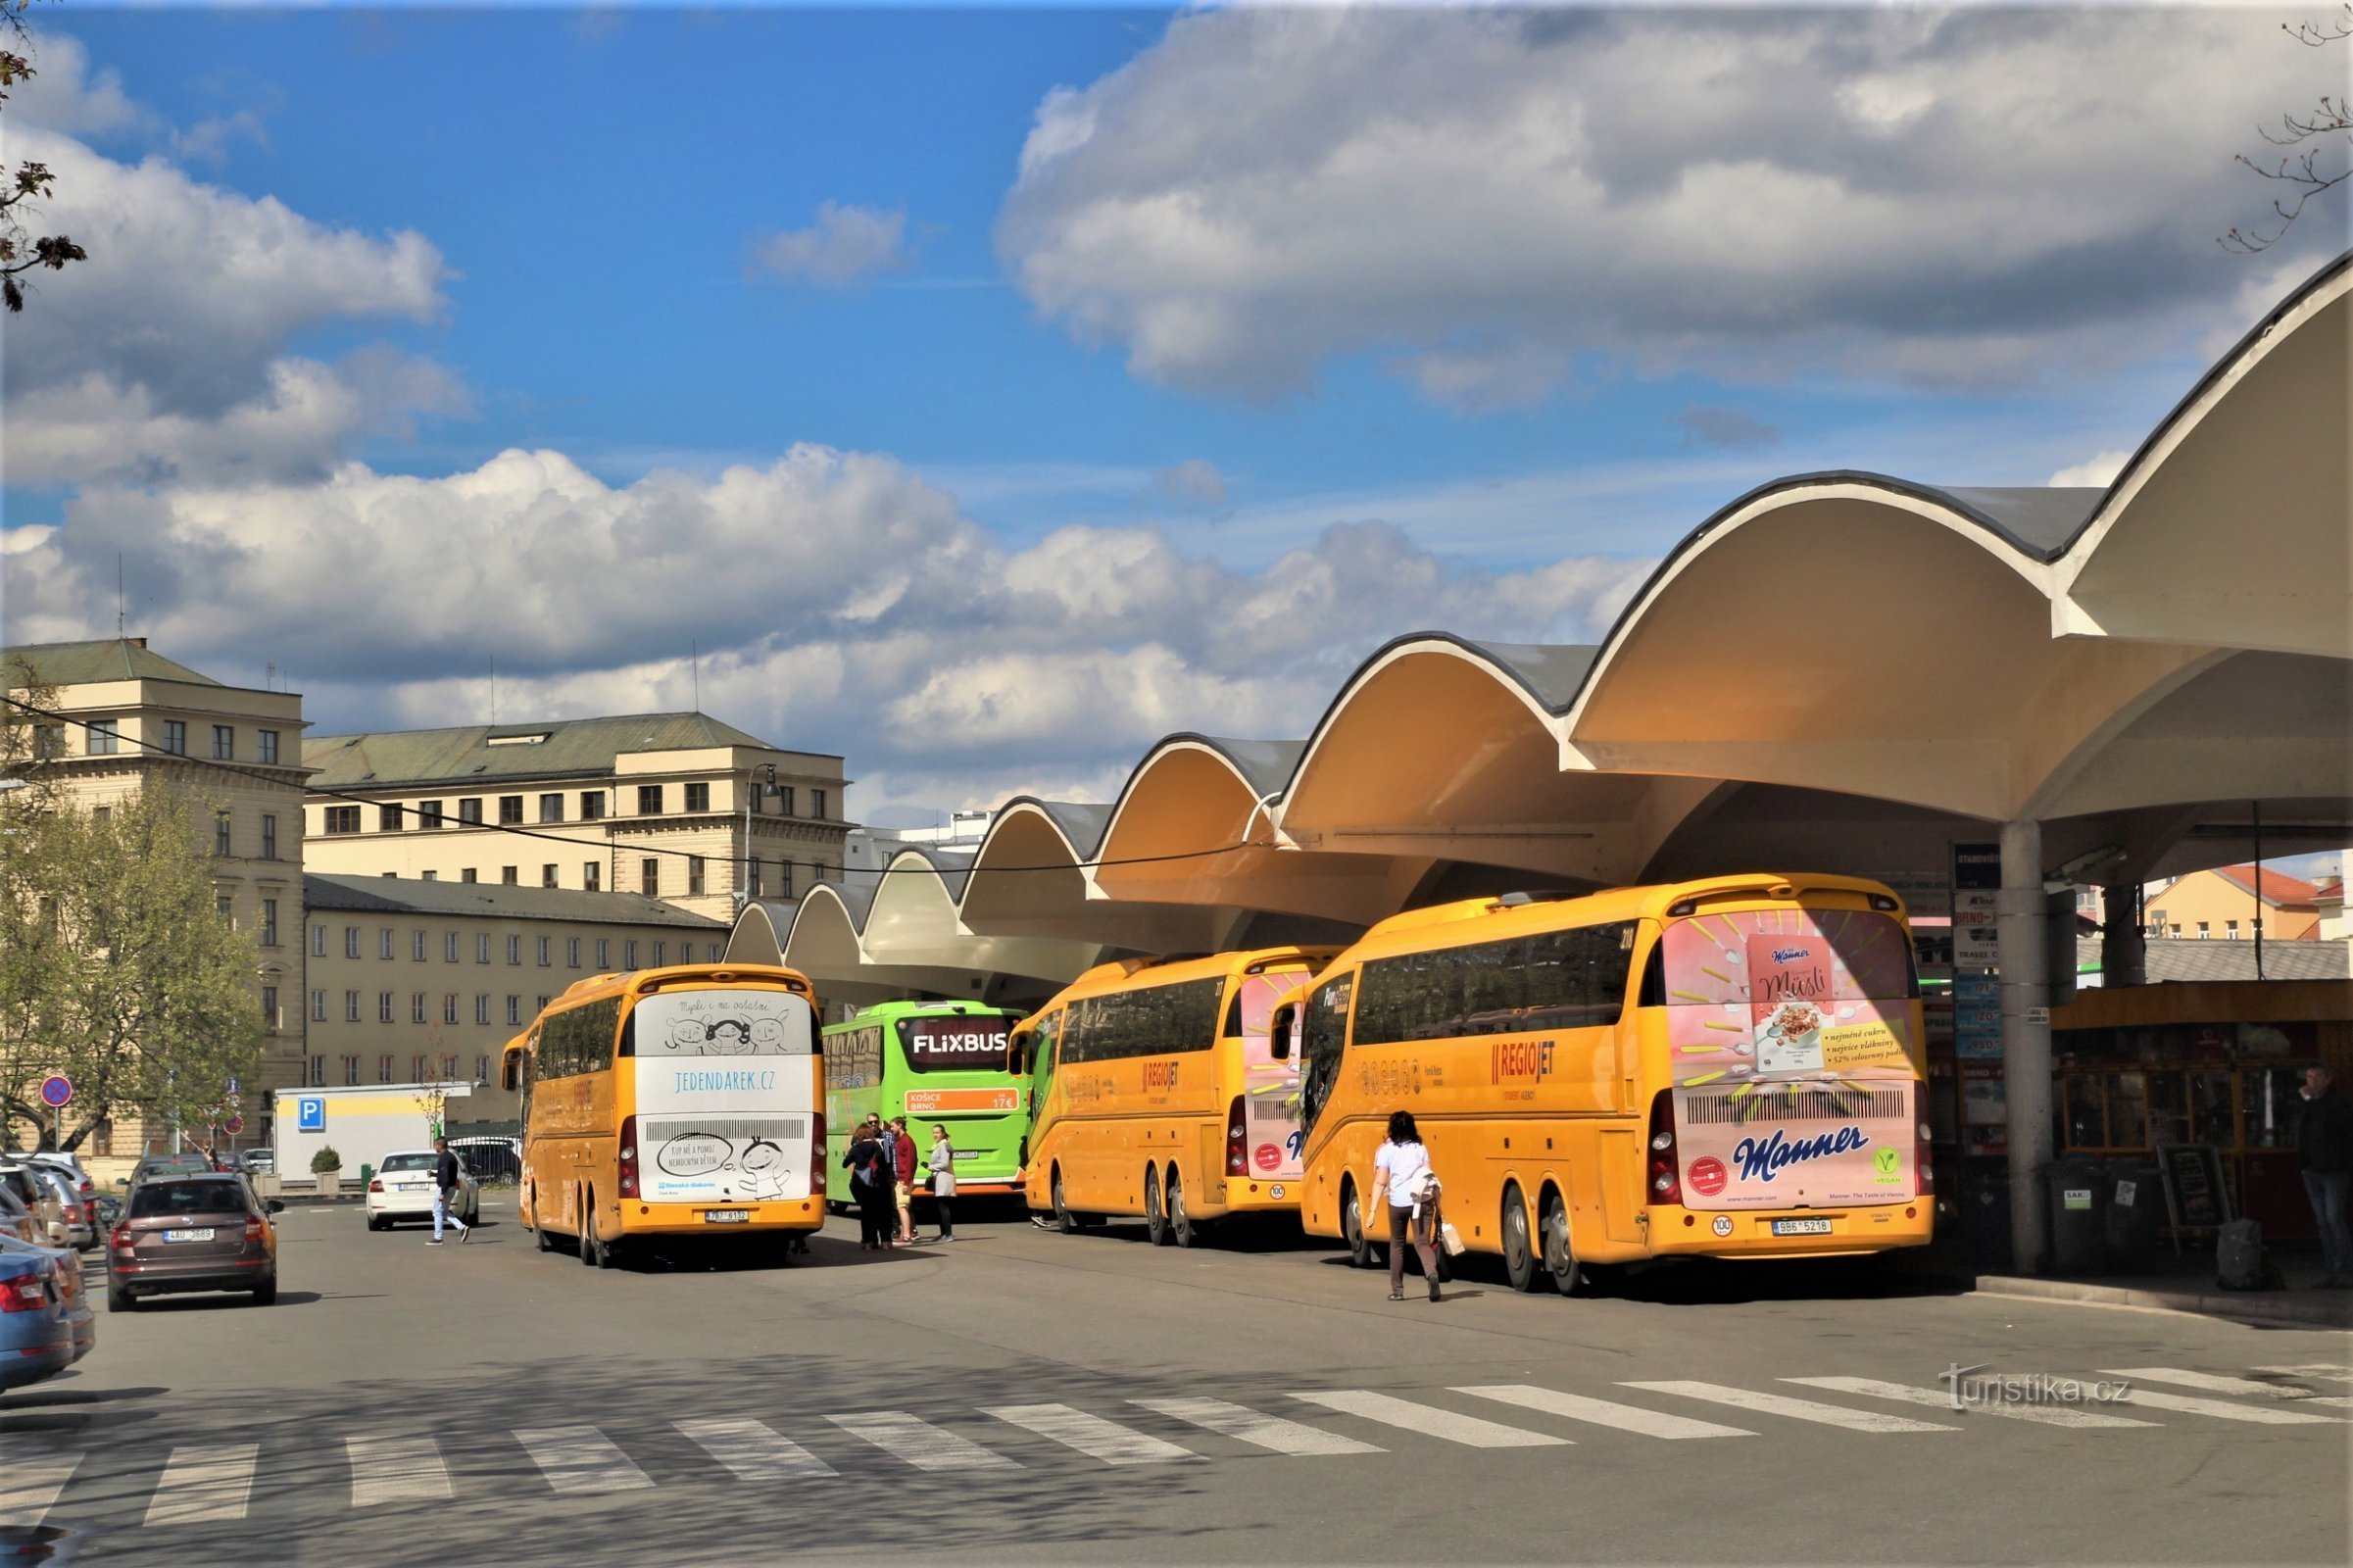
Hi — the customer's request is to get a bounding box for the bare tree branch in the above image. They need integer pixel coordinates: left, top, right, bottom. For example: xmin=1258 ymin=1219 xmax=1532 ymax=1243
xmin=2223 ymin=4 xmax=2353 ymax=252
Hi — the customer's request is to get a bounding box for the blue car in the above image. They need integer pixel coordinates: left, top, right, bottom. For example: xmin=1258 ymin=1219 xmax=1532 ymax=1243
xmin=0 ymin=1237 xmax=93 ymax=1393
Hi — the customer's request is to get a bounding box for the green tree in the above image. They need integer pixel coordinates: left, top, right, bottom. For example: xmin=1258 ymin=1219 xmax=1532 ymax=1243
xmin=0 ymin=0 xmax=89 ymax=313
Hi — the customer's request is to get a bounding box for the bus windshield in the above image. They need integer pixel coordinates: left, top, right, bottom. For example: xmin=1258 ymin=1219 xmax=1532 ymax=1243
xmin=1661 ymin=906 xmax=1919 ymax=1089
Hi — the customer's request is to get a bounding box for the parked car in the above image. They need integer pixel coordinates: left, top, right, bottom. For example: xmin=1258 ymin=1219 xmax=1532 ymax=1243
xmin=239 ymin=1150 xmax=276 ymax=1175
xmin=367 ymin=1151 xmax=479 ymax=1231
xmin=91 ymin=1194 xmax=123 ymax=1230
xmin=0 ymin=1241 xmax=85 ymax=1395
xmin=2 ymin=1233 xmax=96 ymax=1365
xmin=0 ymin=1186 xmax=39 ymax=1246
xmin=22 ymin=1164 xmax=94 ymax=1250
xmin=127 ymin=1152 xmax=218 ymax=1187
xmin=0 ymin=1164 xmax=66 ymax=1249
xmin=107 ymin=1175 xmax=282 ymax=1309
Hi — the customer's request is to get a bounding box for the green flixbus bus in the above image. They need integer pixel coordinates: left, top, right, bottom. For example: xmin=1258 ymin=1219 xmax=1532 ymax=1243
xmin=821 ymin=1001 xmax=1031 ymax=1207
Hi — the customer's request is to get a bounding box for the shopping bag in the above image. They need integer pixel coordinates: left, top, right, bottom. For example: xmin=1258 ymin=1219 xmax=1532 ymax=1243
xmin=1440 ymin=1220 xmax=1467 ymax=1256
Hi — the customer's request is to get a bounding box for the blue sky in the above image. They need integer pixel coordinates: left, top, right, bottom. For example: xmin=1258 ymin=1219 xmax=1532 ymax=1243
xmin=2 ymin=5 xmax=2340 ymax=809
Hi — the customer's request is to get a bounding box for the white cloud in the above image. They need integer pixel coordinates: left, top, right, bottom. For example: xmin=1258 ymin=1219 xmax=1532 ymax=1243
xmin=1148 ymin=458 xmax=1229 ymax=511
xmin=2046 ymin=450 xmax=2133 ymax=488
xmin=9 ymin=33 xmax=144 ymax=136
xmin=751 ymin=202 xmax=913 ymax=287
xmin=998 ymin=7 xmax=2340 ymax=406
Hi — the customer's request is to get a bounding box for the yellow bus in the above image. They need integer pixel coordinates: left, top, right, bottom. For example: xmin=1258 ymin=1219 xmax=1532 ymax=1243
xmin=1281 ymin=876 xmax=1931 ymax=1293
xmin=1015 ymin=946 xmax=1334 ymax=1246
xmin=502 ymin=962 xmax=825 ymax=1266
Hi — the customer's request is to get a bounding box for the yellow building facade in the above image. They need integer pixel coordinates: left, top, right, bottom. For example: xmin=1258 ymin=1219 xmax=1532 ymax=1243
xmin=2144 ymin=864 xmax=2324 ymax=943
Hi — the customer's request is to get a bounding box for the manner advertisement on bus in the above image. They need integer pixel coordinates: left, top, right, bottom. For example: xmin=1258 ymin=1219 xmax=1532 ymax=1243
xmin=1235 ymin=972 xmax=1304 ymax=1181
xmin=631 ymin=989 xmax=817 ymax=1204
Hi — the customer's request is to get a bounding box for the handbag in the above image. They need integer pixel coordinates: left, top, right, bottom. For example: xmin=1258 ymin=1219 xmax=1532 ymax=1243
xmin=1440 ymin=1219 xmax=1467 ymax=1256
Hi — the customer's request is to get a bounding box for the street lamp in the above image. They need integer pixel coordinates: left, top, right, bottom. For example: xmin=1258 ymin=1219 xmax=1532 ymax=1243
xmin=741 ymin=762 xmax=779 ymax=907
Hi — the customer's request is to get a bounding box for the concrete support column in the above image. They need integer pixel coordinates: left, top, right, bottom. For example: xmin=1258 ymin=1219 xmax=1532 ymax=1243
xmin=1999 ymin=819 xmax=2054 ymax=1273
xmin=2100 ymin=879 xmax=2146 ymax=988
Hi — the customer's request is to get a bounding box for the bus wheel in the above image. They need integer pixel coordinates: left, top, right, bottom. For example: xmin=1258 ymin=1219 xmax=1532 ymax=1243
xmin=1342 ymin=1182 xmax=1377 ymax=1269
xmin=579 ymin=1195 xmax=613 ymax=1269
xmin=1167 ymin=1170 xmax=1198 ymax=1249
xmin=1053 ymin=1168 xmax=1079 ymax=1235
xmin=1500 ymin=1184 xmax=1540 ymax=1293
xmin=535 ymin=1223 xmax=560 ymax=1253
xmin=1145 ymin=1165 xmax=1169 ymax=1247
xmin=1540 ymin=1188 xmax=1585 ymax=1297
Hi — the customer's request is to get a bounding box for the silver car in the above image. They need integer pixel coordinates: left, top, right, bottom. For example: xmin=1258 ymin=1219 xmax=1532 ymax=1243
xmin=18 ymin=1164 xmax=95 ymax=1250
xmin=0 ymin=1165 xmax=67 ymax=1250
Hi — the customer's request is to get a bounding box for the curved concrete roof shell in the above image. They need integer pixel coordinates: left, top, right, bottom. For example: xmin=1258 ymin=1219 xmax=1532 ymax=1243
xmin=756 ymin=250 xmax=2353 ymax=1001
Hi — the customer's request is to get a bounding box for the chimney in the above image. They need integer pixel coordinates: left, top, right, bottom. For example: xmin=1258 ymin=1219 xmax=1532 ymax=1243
xmin=129 ymin=636 xmax=148 ymax=649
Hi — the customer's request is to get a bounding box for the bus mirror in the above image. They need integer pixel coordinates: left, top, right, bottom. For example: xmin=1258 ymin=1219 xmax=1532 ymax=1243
xmin=1269 ymin=1003 xmax=1297 ymax=1061
xmin=1006 ymin=1029 xmax=1031 ymax=1077
xmin=500 ymin=1054 xmax=520 ymax=1092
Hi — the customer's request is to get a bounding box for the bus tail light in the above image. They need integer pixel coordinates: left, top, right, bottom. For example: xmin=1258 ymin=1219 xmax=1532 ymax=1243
xmin=1646 ymin=1091 xmax=1683 ymax=1207
xmin=1225 ymin=1098 xmax=1247 ymax=1177
xmin=617 ymin=1115 xmax=639 ymax=1200
xmin=1915 ymin=1107 xmax=1934 ymax=1196
xmin=809 ymin=1113 xmax=826 ymax=1196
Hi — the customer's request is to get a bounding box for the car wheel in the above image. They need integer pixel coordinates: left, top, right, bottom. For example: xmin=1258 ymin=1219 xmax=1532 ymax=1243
xmin=367 ymin=1215 xmax=386 ymax=1232
xmin=107 ymin=1285 xmax=134 ymax=1312
xmin=1500 ymin=1183 xmax=1540 ymax=1293
xmin=1144 ymin=1165 xmax=1168 ymax=1247
xmin=250 ymin=1279 xmax=277 ymax=1306
xmin=1168 ymin=1169 xmax=1199 ymax=1249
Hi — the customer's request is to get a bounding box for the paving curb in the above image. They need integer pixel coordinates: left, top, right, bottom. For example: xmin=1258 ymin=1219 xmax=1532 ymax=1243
xmin=1974 ymin=1273 xmax=2353 ymax=1329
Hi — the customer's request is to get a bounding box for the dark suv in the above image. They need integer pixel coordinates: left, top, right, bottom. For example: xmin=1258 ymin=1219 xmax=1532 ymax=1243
xmin=107 ymin=1175 xmax=282 ymax=1309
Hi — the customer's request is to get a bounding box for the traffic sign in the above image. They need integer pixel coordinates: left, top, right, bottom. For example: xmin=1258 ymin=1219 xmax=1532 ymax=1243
xmin=224 ymin=1113 xmax=245 ymax=1136
xmin=39 ymin=1075 xmax=72 ymax=1109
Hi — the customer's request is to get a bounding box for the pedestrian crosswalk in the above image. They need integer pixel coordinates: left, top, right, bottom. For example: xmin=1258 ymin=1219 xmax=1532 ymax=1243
xmin=7 ymin=1363 xmax=2341 ymax=1533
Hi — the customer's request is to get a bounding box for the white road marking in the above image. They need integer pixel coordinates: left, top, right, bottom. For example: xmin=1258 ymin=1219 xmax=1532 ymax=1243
xmin=513 ymin=1426 xmax=655 ymax=1494
xmin=2112 ymin=1389 xmax=2342 ymax=1425
xmin=345 ymin=1435 xmax=453 ymax=1505
xmin=1785 ymin=1377 xmax=2154 ymax=1429
xmin=1456 ymin=1384 xmax=1756 ymax=1439
xmin=2254 ymin=1363 xmax=2353 ymax=1384
xmin=676 ymin=1417 xmax=837 ymax=1481
xmin=983 ymin=1403 xmax=1199 ymax=1465
xmin=1131 ymin=1396 xmax=1384 ymax=1455
xmin=0 ymin=1455 xmax=80 ymax=1528
xmin=1290 ymin=1390 xmax=1568 ymax=1447
xmin=2103 ymin=1367 xmax=2327 ymax=1399
xmin=824 ymin=1412 xmax=1018 ymax=1471
xmin=1622 ymin=1381 xmax=1955 ymax=1433
xmin=144 ymin=1444 xmax=260 ymax=1527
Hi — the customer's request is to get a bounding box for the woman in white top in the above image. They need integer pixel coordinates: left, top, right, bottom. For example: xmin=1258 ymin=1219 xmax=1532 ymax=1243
xmin=926 ymin=1124 xmax=957 ymax=1243
xmin=1365 ymin=1109 xmax=1443 ymax=1301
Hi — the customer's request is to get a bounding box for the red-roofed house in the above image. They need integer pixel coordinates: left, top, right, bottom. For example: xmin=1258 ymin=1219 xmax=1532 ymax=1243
xmin=2144 ymin=863 xmax=2324 ymax=942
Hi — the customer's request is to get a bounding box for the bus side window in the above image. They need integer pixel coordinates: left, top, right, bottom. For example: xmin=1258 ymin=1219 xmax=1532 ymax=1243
xmin=1636 ymin=937 xmax=1666 ymax=1007
xmin=1006 ymin=1027 xmax=1030 ymax=1078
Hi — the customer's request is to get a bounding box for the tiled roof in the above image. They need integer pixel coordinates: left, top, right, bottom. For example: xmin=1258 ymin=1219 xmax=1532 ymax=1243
xmin=305 ymin=873 xmax=724 ymax=929
xmin=2208 ymin=863 xmax=2323 ymax=907
xmin=2079 ymin=935 xmax=2348 ymax=983
xmin=3 ymin=638 xmax=223 ymax=688
xmin=304 ymin=711 xmax=822 ymax=789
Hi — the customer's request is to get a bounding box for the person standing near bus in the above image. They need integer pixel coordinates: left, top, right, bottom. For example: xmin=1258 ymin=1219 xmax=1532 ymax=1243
xmin=1364 ymin=1111 xmax=1441 ymax=1301
xmin=426 ymin=1136 xmax=470 ymax=1247
xmin=844 ymin=1121 xmax=894 ymax=1250
xmin=927 ymin=1124 xmax=957 ymax=1243
xmin=890 ymin=1116 xmax=919 ymax=1245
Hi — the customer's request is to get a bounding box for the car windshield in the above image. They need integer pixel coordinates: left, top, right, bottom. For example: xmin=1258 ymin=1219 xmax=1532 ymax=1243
xmin=128 ymin=1181 xmax=250 ymax=1218
xmin=379 ymin=1154 xmax=438 ymax=1172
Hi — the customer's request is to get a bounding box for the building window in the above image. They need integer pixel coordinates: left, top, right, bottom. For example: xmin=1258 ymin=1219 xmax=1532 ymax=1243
xmin=536 ymin=995 xmax=551 ymax=1012
xmin=475 ymin=995 xmax=490 ymax=1025
xmin=779 ymin=859 xmax=794 ymax=900
xmin=31 ymin=723 xmax=63 ymax=759
xmin=309 ymin=1055 xmax=325 ymax=1087
xmin=499 ymin=796 xmax=523 ymax=825
xmin=163 ymin=719 xmax=186 ymax=756
xmin=380 ymin=929 xmax=396 ymax=960
xmin=378 ymin=992 xmax=394 ymax=1023
xmin=507 ymin=935 xmax=522 ymax=965
xmin=325 ymin=806 xmax=361 ymax=835
xmin=685 ymin=782 xmax=711 ymax=812
xmin=419 ymin=800 xmax=444 ymax=827
xmin=636 ymin=785 xmax=662 ymax=815
xmin=2170 ymin=923 xmax=2181 ymax=937
xmin=260 ymin=899 xmax=278 ymax=947
xmin=92 ymin=806 xmax=110 ymax=823
xmin=505 ymin=996 xmax=521 ymax=1026
xmin=216 ymin=893 xmax=235 ymax=921
xmin=412 ymin=1054 xmax=427 ymax=1082
xmin=378 ymin=1054 xmax=394 ymax=1084
xmin=777 ymin=785 xmax=796 ymax=816
xmin=412 ymin=992 xmax=426 ymax=1023
xmin=257 ymin=729 xmax=279 ymax=764
xmin=410 ymin=930 xmax=424 ymax=960
xmin=476 ymin=1054 xmax=492 ymax=1083
xmin=542 ymin=864 xmax=559 ymax=888
xmin=341 ymin=1054 xmax=361 ymax=1087
xmin=442 ymin=1054 xmax=460 ymax=1081
xmin=539 ymin=794 xmax=564 ymax=823
xmin=421 ymin=870 xmax=437 ymax=881
xmin=379 ymin=804 xmax=404 ymax=832
xmin=345 ymin=989 xmax=362 ymax=1023
xmin=2226 ymin=919 xmax=2239 ymax=938
xmin=652 ymin=941 xmax=666 ymax=967
xmin=442 ymin=994 xmax=459 ymax=1025
xmin=583 ymin=862 xmax=601 ymax=892
xmin=596 ymin=939 xmax=610 ymax=969
xmin=502 ymin=866 xmax=519 ymax=886
xmin=215 ymin=810 xmax=231 ymax=857
xmin=567 ymin=938 xmax=581 ymax=968
xmin=624 ymin=940 xmax=639 ymax=969
xmin=87 ymin=718 xmax=119 ymax=755
xmin=444 ymin=931 xmax=460 ymax=962
xmin=641 ymin=858 xmax=660 ymax=898
xmin=748 ymin=858 xmax=763 ymax=898
xmin=689 ymin=856 xmax=707 ymax=896
xmin=581 ymin=791 xmax=606 ymax=820
xmin=476 ymin=934 xmax=491 ymax=964
xmin=311 ymin=990 xmax=326 ymax=1022
xmin=536 ymin=936 xmax=551 ymax=966
xmin=460 ymin=798 xmax=482 ymax=825
xmin=261 ymin=984 xmax=278 ymax=1028
xmin=261 ymin=813 xmax=277 ymax=860
xmin=462 ymin=868 xmax=478 ymax=884
xmin=2197 ymin=921 xmax=2210 ymax=939
xmin=209 ymin=724 xmax=233 ymax=760
xmin=812 ymin=788 xmax=828 ymax=819
xmin=345 ymin=926 xmax=362 ymax=958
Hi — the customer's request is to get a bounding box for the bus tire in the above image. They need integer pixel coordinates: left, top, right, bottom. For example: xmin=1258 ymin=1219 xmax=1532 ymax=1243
xmin=535 ymin=1222 xmax=560 ymax=1253
xmin=1342 ymin=1181 xmax=1377 ymax=1269
xmin=1540 ymin=1187 xmax=1586 ymax=1297
xmin=1145 ymin=1165 xmax=1169 ymax=1247
xmin=1500 ymin=1183 xmax=1540 ymax=1293
xmin=579 ymin=1194 xmax=613 ymax=1269
xmin=1053 ymin=1168 xmax=1079 ymax=1235
xmin=1167 ymin=1169 xmax=1198 ymax=1250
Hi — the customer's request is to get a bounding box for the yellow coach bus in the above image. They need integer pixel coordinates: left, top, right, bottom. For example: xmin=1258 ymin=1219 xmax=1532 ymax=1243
xmin=1015 ymin=946 xmax=1335 ymax=1246
xmin=502 ymin=962 xmax=825 ymax=1266
xmin=1281 ymin=876 xmax=1931 ymax=1293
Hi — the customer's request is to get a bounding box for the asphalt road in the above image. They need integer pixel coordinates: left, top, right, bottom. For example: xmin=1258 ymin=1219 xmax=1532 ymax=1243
xmin=5 ymin=1195 xmax=2348 ymax=1566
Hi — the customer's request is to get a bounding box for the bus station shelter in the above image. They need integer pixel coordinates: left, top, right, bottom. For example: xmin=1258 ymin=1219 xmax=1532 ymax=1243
xmin=729 ymin=251 xmax=2353 ymax=1275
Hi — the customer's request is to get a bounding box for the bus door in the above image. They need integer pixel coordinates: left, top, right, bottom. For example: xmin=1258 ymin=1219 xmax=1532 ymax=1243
xmin=1233 ymin=971 xmax=1306 ymax=1182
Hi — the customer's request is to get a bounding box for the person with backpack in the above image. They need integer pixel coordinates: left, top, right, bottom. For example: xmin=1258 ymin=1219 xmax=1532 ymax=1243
xmin=890 ymin=1116 xmax=920 ymax=1245
xmin=2296 ymin=1064 xmax=2353 ymax=1288
xmin=843 ymin=1119 xmax=895 ymax=1250
xmin=425 ymin=1136 xmax=470 ymax=1247
xmin=1364 ymin=1110 xmax=1443 ymax=1302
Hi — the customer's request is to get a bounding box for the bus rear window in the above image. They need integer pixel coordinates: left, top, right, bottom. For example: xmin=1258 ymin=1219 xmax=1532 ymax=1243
xmin=1661 ymin=907 xmax=1918 ymax=1087
xmin=897 ymin=1016 xmax=1013 ymax=1072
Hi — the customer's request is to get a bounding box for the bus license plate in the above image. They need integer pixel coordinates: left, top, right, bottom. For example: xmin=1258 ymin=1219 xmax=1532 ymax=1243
xmin=1771 ymin=1218 xmax=1833 ymax=1237
xmin=164 ymin=1228 xmax=217 ymax=1243
xmin=702 ymin=1210 xmax=750 ymax=1224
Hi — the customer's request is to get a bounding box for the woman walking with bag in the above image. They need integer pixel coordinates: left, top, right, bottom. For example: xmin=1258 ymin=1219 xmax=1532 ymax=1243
xmin=844 ymin=1119 xmax=895 ymax=1250
xmin=926 ymin=1124 xmax=956 ymax=1243
xmin=1365 ymin=1110 xmax=1444 ymax=1301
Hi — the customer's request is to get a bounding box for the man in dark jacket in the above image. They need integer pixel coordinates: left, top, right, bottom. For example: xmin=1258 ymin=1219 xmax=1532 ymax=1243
xmin=427 ymin=1136 xmax=471 ymax=1247
xmin=2296 ymin=1065 xmax=2353 ymax=1287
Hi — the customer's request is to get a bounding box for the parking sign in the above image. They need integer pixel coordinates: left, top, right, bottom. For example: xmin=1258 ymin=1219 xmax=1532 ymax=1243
xmin=297 ymin=1096 xmax=325 ymax=1132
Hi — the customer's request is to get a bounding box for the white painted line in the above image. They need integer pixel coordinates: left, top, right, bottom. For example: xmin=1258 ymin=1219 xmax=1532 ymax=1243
xmin=1621 ymin=1381 xmax=1955 ymax=1433
xmin=145 ymin=1444 xmax=260 ymax=1527
xmin=1785 ymin=1377 xmax=2154 ymax=1429
xmin=1456 ymin=1384 xmax=1756 ymax=1439
xmin=676 ymin=1417 xmax=837 ymax=1481
xmin=2113 ymin=1388 xmax=2342 ymax=1425
xmin=1131 ymin=1396 xmax=1383 ymax=1455
xmin=824 ymin=1412 xmax=1018 ymax=1471
xmin=1290 ymin=1390 xmax=1567 ymax=1448
xmin=346 ymin=1436 xmax=453 ymax=1505
xmin=983 ymin=1403 xmax=1199 ymax=1465
xmin=0 ymin=1455 xmax=80 ymax=1528
xmin=2103 ymin=1367 xmax=2328 ymax=1399
xmin=513 ymin=1426 xmax=655 ymax=1494
xmin=2254 ymin=1363 xmax=2353 ymax=1385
